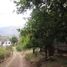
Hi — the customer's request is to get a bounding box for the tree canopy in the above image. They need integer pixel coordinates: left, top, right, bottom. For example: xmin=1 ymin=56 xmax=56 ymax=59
xmin=10 ymin=36 xmax=18 ymax=44
xmin=15 ymin=0 xmax=67 ymax=56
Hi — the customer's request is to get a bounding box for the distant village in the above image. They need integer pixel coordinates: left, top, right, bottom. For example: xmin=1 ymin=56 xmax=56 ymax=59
xmin=0 ymin=36 xmax=12 ymax=47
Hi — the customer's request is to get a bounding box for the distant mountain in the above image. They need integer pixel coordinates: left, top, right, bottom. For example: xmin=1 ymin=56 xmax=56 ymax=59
xmin=0 ymin=26 xmax=21 ymax=37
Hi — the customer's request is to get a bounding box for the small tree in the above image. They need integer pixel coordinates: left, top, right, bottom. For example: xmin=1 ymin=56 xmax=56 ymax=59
xmin=11 ymin=36 xmax=18 ymax=45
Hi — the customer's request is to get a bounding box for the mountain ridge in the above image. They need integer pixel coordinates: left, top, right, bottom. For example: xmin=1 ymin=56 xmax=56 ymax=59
xmin=0 ymin=26 xmax=21 ymax=37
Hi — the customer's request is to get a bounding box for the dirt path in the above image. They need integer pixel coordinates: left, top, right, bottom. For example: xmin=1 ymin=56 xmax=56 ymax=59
xmin=0 ymin=48 xmax=35 ymax=67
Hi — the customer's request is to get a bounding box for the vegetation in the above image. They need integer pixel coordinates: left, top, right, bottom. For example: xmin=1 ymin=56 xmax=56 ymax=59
xmin=15 ymin=0 xmax=67 ymax=60
xmin=24 ymin=51 xmax=67 ymax=67
xmin=0 ymin=47 xmax=12 ymax=62
xmin=10 ymin=36 xmax=18 ymax=45
xmin=25 ymin=50 xmax=43 ymax=62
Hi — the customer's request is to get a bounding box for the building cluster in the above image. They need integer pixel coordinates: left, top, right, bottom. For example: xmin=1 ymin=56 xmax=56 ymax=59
xmin=0 ymin=36 xmax=12 ymax=47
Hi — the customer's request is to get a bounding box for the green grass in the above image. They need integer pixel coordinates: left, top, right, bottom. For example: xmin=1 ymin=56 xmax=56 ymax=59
xmin=0 ymin=47 xmax=12 ymax=62
xmin=16 ymin=44 xmax=23 ymax=51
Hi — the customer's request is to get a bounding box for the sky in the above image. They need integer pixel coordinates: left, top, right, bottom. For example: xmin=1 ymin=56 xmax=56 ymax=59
xmin=0 ymin=0 xmax=31 ymax=28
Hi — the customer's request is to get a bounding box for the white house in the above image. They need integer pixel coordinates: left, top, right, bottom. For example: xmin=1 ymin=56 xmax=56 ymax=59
xmin=3 ymin=40 xmax=12 ymax=47
xmin=0 ymin=36 xmax=12 ymax=47
xmin=0 ymin=40 xmax=12 ymax=47
xmin=0 ymin=41 xmax=2 ymax=46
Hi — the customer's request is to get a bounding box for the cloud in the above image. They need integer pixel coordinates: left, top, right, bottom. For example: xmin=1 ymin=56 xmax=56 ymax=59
xmin=0 ymin=0 xmax=31 ymax=28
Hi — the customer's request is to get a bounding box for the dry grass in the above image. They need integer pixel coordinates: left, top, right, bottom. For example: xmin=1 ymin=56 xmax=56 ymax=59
xmin=41 ymin=55 xmax=67 ymax=67
xmin=21 ymin=50 xmax=67 ymax=67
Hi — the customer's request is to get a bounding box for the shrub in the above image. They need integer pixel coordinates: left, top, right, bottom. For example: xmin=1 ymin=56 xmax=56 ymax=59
xmin=16 ymin=44 xmax=23 ymax=51
xmin=0 ymin=47 xmax=11 ymax=62
xmin=0 ymin=48 xmax=6 ymax=60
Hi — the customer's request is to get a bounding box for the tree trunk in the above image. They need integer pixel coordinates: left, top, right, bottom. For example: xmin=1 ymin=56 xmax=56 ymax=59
xmin=48 ymin=46 xmax=55 ymax=57
xmin=45 ymin=47 xmax=48 ymax=60
xmin=33 ymin=48 xmax=35 ymax=54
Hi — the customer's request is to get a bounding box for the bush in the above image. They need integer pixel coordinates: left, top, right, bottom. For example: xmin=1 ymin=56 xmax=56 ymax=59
xmin=16 ymin=44 xmax=23 ymax=51
xmin=0 ymin=48 xmax=6 ymax=60
xmin=0 ymin=47 xmax=11 ymax=62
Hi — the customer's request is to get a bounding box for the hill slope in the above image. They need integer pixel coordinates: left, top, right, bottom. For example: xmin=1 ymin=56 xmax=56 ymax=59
xmin=0 ymin=26 xmax=20 ymax=37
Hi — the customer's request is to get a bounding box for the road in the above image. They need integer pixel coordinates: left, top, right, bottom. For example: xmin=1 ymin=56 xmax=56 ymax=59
xmin=0 ymin=47 xmax=35 ymax=67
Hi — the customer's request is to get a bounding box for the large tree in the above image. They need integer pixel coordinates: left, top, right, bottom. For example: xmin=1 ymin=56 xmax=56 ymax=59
xmin=15 ymin=0 xmax=67 ymax=43
xmin=15 ymin=0 xmax=67 ymax=58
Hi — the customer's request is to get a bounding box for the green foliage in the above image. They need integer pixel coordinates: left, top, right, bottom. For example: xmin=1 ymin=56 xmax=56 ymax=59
xmin=16 ymin=44 xmax=23 ymax=51
xmin=10 ymin=36 xmax=18 ymax=44
xmin=15 ymin=0 xmax=67 ymax=57
xmin=0 ymin=48 xmax=6 ymax=59
xmin=16 ymin=35 xmax=31 ymax=51
xmin=0 ymin=47 xmax=11 ymax=61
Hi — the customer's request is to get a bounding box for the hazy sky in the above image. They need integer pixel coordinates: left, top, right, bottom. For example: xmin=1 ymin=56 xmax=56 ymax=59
xmin=0 ymin=0 xmax=31 ymax=28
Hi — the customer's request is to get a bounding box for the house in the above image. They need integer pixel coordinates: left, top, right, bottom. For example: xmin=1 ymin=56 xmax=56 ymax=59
xmin=2 ymin=40 xmax=12 ymax=47
xmin=0 ymin=41 xmax=2 ymax=46
xmin=0 ymin=36 xmax=12 ymax=47
xmin=0 ymin=40 xmax=12 ymax=47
